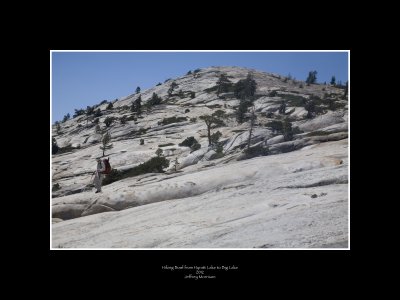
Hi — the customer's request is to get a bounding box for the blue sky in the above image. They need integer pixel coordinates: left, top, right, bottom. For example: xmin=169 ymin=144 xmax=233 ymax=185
xmin=51 ymin=51 xmax=348 ymax=122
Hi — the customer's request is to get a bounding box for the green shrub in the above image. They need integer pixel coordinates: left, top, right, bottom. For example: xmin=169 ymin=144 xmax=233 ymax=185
xmin=185 ymin=109 xmax=190 ymax=113
xmin=190 ymin=118 xmax=197 ymax=123
xmin=190 ymin=91 xmax=196 ymax=98
xmin=193 ymin=68 xmax=201 ymax=73
xmin=125 ymin=156 xmax=169 ymax=177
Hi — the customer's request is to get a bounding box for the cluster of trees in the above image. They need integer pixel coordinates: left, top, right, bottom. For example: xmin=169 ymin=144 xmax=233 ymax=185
xmin=234 ymin=73 xmax=257 ymax=124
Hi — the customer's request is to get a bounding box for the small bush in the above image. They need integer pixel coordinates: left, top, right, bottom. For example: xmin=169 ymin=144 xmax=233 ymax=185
xmin=243 ymin=144 xmax=269 ymax=160
xmin=156 ymin=82 xmax=162 ymax=86
xmin=106 ymin=102 xmax=113 ymax=110
xmin=299 ymin=83 xmax=304 ymax=88
xmin=52 ymin=183 xmax=61 ymax=191
xmin=280 ymin=94 xmax=307 ymax=107
xmin=159 ymin=116 xmax=187 ymax=125
xmin=193 ymin=68 xmax=201 ymax=73
xmin=179 ymin=136 xmax=198 ymax=147
xmin=269 ymin=90 xmax=278 ymax=97
xmin=104 ymin=116 xmax=115 ymax=127
xmin=125 ymin=156 xmax=170 ymax=177
xmin=185 ymin=109 xmax=190 ymax=113
xmin=190 ymin=91 xmax=196 ymax=98
xmin=140 ymin=139 xmax=144 ymax=145
xmin=306 ymin=131 xmax=331 ymax=137
xmin=187 ymin=70 xmax=192 ymax=75
xmin=266 ymin=120 xmax=283 ymax=134
xmin=155 ymin=148 xmax=163 ymax=157
xmin=158 ymin=143 xmax=175 ymax=147
xmin=102 ymin=169 xmax=124 ymax=186
xmin=190 ymin=143 xmax=201 ymax=152
xmin=190 ymin=118 xmax=197 ymax=123
xmin=120 ymin=115 xmax=127 ymax=124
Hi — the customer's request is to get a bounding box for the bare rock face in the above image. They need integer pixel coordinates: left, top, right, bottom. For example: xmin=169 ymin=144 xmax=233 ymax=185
xmin=52 ymin=66 xmax=348 ymax=248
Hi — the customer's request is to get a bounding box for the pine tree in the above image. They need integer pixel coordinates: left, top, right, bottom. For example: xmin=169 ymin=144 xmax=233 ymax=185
xmin=136 ymin=86 xmax=141 ymax=94
xmin=330 ymin=76 xmax=336 ymax=85
xmin=106 ymin=102 xmax=113 ymax=110
xmin=52 ymin=137 xmax=59 ymax=154
xmin=200 ymin=114 xmax=224 ymax=146
xmin=100 ymin=132 xmax=113 ymax=157
xmin=306 ymin=71 xmax=317 ymax=84
xmin=62 ymin=113 xmax=70 ymax=123
xmin=216 ymin=73 xmax=232 ymax=96
xmin=168 ymin=81 xmax=178 ymax=97
xmin=55 ymin=122 xmax=61 ymax=134
xmin=95 ymin=124 xmax=101 ymax=133
xmin=247 ymin=106 xmax=257 ymax=149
